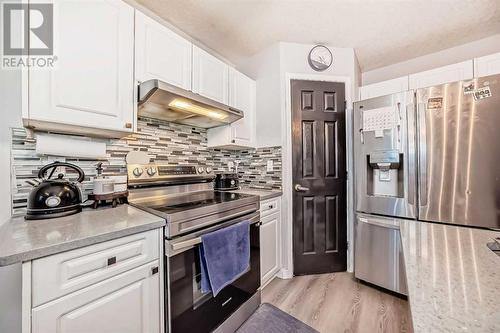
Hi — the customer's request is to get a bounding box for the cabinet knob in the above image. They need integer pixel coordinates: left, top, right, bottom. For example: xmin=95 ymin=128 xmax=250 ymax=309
xmin=231 ymin=139 xmax=235 ymax=143
xmin=107 ymin=256 xmax=117 ymax=266
xmin=125 ymin=122 xmax=132 ymax=129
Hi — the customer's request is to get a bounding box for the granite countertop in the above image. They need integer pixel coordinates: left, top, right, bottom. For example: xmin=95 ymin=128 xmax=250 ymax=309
xmin=399 ymin=220 xmax=500 ymax=333
xmin=0 ymin=205 xmax=165 ymax=266
xmin=230 ymin=187 xmax=282 ymax=201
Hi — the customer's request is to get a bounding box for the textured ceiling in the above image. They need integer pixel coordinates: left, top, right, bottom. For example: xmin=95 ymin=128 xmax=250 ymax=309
xmin=136 ymin=0 xmax=500 ymax=71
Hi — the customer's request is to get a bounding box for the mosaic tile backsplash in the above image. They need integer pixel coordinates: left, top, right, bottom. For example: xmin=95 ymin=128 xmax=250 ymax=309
xmin=11 ymin=117 xmax=282 ymax=215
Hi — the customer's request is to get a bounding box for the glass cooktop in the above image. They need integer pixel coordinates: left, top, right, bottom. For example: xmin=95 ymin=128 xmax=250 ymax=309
xmin=138 ymin=191 xmax=254 ymax=215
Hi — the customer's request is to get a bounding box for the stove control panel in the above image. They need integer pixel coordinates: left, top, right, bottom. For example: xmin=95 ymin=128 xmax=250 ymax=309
xmin=127 ymin=163 xmax=215 ymax=185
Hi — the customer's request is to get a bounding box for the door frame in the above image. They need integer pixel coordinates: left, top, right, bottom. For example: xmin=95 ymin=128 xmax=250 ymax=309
xmin=280 ymin=73 xmax=353 ymax=279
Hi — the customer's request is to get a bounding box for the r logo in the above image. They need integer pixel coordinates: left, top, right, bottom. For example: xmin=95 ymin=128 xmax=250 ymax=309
xmin=2 ymin=3 xmax=53 ymax=56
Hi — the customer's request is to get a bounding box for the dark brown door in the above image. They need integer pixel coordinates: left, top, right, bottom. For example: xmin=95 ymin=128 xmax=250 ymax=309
xmin=291 ymin=79 xmax=347 ymax=275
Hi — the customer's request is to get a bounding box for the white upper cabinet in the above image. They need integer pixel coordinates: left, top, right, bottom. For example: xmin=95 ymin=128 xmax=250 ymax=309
xmin=359 ymin=76 xmax=409 ymax=100
xmin=207 ymin=68 xmax=256 ymax=148
xmin=409 ymin=60 xmax=473 ymax=90
xmin=229 ymin=68 xmax=256 ymax=146
xmin=192 ymin=45 xmax=229 ymax=104
xmin=474 ymin=52 xmax=500 ymax=77
xmin=27 ymin=0 xmax=135 ymax=137
xmin=135 ymin=11 xmax=192 ymax=90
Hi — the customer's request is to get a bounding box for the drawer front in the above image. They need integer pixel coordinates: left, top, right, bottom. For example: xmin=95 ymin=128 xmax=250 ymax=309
xmin=260 ymin=197 xmax=281 ymax=217
xmin=32 ymin=229 xmax=160 ymax=306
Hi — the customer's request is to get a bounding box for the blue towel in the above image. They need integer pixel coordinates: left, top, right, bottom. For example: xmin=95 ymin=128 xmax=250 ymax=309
xmin=199 ymin=220 xmax=250 ymax=296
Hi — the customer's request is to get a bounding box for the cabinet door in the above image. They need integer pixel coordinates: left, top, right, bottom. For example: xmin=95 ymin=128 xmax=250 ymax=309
xmin=409 ymin=60 xmax=473 ymax=89
xmin=28 ymin=0 xmax=135 ymax=133
xmin=229 ymin=68 xmax=256 ymax=146
xmin=359 ymin=76 xmax=409 ymax=100
xmin=192 ymin=45 xmax=229 ymax=104
xmin=474 ymin=52 xmax=500 ymax=77
xmin=260 ymin=212 xmax=281 ymax=286
xmin=32 ymin=261 xmax=160 ymax=333
xmin=135 ymin=11 xmax=192 ymax=90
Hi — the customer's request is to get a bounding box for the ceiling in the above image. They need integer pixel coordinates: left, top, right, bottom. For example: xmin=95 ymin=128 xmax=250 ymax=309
xmin=136 ymin=0 xmax=500 ymax=71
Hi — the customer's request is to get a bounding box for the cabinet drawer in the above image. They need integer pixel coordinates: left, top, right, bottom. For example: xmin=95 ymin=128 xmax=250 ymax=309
xmin=32 ymin=229 xmax=160 ymax=307
xmin=260 ymin=197 xmax=281 ymax=217
xmin=32 ymin=260 xmax=160 ymax=333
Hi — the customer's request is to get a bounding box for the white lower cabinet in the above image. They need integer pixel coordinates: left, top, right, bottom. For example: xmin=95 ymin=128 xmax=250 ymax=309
xmin=260 ymin=197 xmax=282 ymax=286
xmin=27 ymin=229 xmax=162 ymax=333
xmin=32 ymin=260 xmax=160 ymax=333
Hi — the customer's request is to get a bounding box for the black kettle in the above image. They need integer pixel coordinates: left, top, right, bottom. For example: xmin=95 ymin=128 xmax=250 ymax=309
xmin=25 ymin=162 xmax=85 ymax=220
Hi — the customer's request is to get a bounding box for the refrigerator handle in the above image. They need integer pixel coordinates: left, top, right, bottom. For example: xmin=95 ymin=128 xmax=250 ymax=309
xmin=396 ymin=102 xmax=402 ymax=143
xmin=360 ymin=110 xmax=364 ymax=144
xmin=406 ymin=103 xmax=416 ymax=206
xmin=417 ymin=102 xmax=428 ymax=207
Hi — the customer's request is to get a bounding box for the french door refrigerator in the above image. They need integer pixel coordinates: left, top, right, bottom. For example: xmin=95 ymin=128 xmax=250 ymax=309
xmin=353 ymin=74 xmax=500 ymax=294
xmin=416 ymin=74 xmax=500 ymax=229
xmin=353 ymin=91 xmax=416 ymax=295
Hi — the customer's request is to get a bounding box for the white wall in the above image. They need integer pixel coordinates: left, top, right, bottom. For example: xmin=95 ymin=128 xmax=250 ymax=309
xmin=278 ymin=42 xmax=357 ymax=275
xmin=362 ymin=34 xmax=500 ymax=85
xmin=238 ymin=44 xmax=282 ymax=148
xmin=0 ymin=0 xmax=24 ymax=330
xmin=241 ymin=42 xmax=358 ymax=276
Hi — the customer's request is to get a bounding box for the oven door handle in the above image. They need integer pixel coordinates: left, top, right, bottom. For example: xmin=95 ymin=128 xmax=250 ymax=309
xmin=172 ymin=237 xmax=203 ymax=251
xmin=169 ymin=215 xmax=261 ymax=252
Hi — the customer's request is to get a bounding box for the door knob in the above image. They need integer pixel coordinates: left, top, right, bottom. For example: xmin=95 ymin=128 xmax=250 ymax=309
xmin=294 ymin=184 xmax=310 ymax=192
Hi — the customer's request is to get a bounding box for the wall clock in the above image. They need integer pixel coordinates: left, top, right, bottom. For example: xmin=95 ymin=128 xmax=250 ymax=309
xmin=308 ymin=45 xmax=333 ymax=71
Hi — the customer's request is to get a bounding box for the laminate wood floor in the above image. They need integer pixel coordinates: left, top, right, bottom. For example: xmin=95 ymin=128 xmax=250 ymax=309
xmin=261 ymin=272 xmax=413 ymax=333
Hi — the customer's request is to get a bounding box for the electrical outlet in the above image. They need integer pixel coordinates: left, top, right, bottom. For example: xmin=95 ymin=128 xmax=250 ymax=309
xmin=266 ymin=160 xmax=273 ymax=172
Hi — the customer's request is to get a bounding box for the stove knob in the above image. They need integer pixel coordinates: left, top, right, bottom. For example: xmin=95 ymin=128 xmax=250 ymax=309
xmin=133 ymin=167 xmax=143 ymax=177
xmin=147 ymin=167 xmax=157 ymax=176
xmin=206 ymin=167 xmax=212 ymax=174
xmin=198 ymin=167 xmax=205 ymax=174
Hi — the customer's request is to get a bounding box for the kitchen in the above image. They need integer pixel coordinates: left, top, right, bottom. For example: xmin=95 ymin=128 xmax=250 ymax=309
xmin=0 ymin=1 xmax=499 ymax=332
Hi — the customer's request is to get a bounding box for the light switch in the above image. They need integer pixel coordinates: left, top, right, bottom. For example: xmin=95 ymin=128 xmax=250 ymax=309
xmin=266 ymin=160 xmax=273 ymax=172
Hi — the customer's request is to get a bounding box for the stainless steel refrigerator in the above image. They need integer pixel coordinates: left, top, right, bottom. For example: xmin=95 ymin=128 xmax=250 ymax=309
xmin=353 ymin=74 xmax=500 ymax=294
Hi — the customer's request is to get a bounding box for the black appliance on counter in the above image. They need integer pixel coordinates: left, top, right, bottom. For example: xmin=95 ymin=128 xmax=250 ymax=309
xmin=26 ymin=162 xmax=85 ymax=220
xmin=127 ymin=163 xmax=261 ymax=333
xmin=214 ymin=172 xmax=240 ymax=191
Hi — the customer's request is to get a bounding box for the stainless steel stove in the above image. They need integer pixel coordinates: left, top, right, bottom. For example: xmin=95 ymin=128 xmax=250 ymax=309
xmin=127 ymin=163 xmax=261 ymax=333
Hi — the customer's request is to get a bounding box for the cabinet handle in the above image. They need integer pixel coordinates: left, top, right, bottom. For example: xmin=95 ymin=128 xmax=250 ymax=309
xmin=125 ymin=122 xmax=132 ymax=129
xmin=151 ymin=266 xmax=159 ymax=275
xmin=107 ymin=256 xmax=116 ymax=266
xmin=268 ymin=204 xmax=274 ymax=209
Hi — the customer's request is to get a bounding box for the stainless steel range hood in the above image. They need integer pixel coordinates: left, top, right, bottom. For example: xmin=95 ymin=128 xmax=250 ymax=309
xmin=138 ymin=79 xmax=243 ymax=129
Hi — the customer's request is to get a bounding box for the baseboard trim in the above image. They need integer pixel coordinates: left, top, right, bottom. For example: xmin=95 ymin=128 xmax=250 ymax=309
xmin=277 ymin=268 xmax=293 ymax=279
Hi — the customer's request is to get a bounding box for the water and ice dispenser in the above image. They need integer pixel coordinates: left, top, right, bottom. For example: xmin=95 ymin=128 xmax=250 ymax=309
xmin=367 ymin=150 xmax=403 ymax=198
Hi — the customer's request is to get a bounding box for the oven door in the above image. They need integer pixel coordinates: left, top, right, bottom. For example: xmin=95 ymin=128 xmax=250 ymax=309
xmin=165 ymin=211 xmax=260 ymax=333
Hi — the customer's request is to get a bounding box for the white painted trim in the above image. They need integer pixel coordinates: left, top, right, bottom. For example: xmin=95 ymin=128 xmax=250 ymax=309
xmin=281 ymin=73 xmax=354 ymax=278
xmin=21 ymin=262 xmax=31 ymax=333
xmin=158 ymin=228 xmax=165 ymax=333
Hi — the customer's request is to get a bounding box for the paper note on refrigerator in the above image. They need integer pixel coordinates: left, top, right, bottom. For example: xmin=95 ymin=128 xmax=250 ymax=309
xmin=362 ymin=106 xmax=397 ymax=137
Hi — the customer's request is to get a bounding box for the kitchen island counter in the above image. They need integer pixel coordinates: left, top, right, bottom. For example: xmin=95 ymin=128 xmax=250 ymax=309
xmin=399 ymin=220 xmax=500 ymax=333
